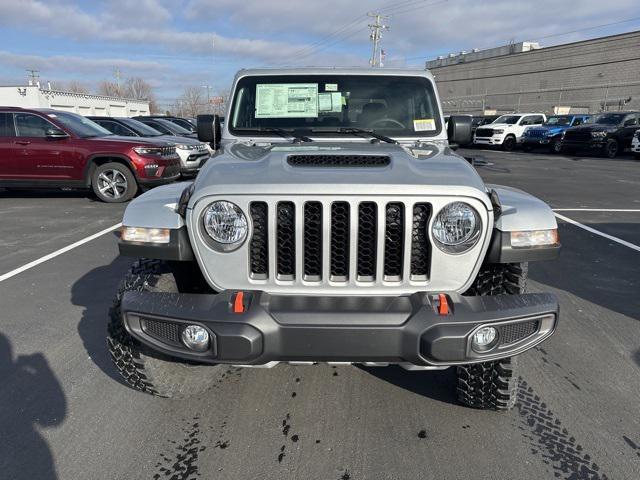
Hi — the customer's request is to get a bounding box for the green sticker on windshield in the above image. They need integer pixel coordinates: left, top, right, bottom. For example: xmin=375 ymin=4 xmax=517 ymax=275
xmin=255 ymin=83 xmax=319 ymax=118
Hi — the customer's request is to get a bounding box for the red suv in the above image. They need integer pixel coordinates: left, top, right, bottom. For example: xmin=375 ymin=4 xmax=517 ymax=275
xmin=0 ymin=107 xmax=181 ymax=202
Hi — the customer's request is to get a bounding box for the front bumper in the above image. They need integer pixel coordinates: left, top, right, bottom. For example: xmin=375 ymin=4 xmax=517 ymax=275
xmin=121 ymin=290 xmax=559 ymax=367
xmin=474 ymin=136 xmax=504 ymax=146
xmin=521 ymin=137 xmax=552 ymax=146
xmin=561 ymin=140 xmax=605 ymax=150
xmin=177 ymin=150 xmax=210 ymax=174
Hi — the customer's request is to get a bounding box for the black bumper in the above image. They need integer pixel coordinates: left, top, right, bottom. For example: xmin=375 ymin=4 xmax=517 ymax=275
xmin=121 ymin=290 xmax=559 ymax=367
xmin=561 ymin=140 xmax=604 ymax=150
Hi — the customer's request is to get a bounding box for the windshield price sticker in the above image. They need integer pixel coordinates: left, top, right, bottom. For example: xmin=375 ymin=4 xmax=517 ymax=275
xmin=318 ymin=92 xmax=343 ymax=112
xmin=256 ymin=83 xmax=319 ymax=118
xmin=413 ymin=118 xmax=436 ymax=132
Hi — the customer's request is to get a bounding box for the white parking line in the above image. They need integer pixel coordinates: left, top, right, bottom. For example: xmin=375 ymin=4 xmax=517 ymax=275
xmin=0 ymin=223 xmax=122 ymax=283
xmin=553 ymin=209 xmax=640 ymax=212
xmin=553 ymin=213 xmax=640 ymax=253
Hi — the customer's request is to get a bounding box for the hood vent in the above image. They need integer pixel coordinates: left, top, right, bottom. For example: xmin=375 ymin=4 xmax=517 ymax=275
xmin=287 ymin=155 xmax=391 ymax=168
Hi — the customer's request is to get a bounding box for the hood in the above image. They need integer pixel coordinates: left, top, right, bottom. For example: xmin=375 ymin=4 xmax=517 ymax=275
xmin=156 ymin=135 xmax=202 ymax=145
xmin=83 ymin=135 xmax=174 ymax=147
xmin=483 ymin=123 xmax=513 ymax=130
xmin=527 ymin=125 xmax=566 ymax=135
xmin=566 ymin=123 xmax=616 ymax=133
xmin=191 ymin=141 xmax=490 ymax=204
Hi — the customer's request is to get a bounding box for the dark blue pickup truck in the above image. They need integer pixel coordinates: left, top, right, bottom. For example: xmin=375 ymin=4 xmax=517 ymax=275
xmin=521 ymin=114 xmax=591 ymax=153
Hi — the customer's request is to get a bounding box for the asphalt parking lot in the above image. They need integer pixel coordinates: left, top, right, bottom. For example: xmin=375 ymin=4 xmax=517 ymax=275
xmin=1 ymin=149 xmax=639 ymax=480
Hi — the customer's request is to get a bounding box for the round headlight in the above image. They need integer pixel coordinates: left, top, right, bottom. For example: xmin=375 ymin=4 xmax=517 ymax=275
xmin=432 ymin=202 xmax=481 ymax=254
xmin=203 ymin=201 xmax=248 ymax=248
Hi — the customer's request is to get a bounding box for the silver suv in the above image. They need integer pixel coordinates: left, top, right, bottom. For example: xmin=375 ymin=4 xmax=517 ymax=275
xmin=109 ymin=68 xmax=561 ymax=410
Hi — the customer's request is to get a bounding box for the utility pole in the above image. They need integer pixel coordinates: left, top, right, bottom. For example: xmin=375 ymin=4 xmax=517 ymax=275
xmin=26 ymin=69 xmax=40 ymax=86
xmin=202 ymin=85 xmax=212 ymax=113
xmin=114 ymin=67 xmax=122 ymax=95
xmin=367 ymin=12 xmax=389 ymax=68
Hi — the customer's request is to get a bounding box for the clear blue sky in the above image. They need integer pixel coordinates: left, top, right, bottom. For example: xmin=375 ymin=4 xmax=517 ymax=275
xmin=0 ymin=0 xmax=638 ymax=109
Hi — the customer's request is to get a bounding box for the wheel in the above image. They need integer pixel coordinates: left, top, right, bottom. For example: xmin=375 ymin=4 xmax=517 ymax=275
xmin=550 ymin=138 xmax=562 ymax=154
xmin=92 ymin=162 xmax=137 ymax=203
xmin=502 ymin=136 xmax=516 ymax=151
xmin=456 ymin=263 xmax=527 ymax=410
xmin=603 ymin=139 xmax=619 ymax=159
xmin=107 ymin=259 xmax=222 ymax=398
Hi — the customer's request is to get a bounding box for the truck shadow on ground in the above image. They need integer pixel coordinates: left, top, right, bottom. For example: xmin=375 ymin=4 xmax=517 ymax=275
xmin=528 ymin=222 xmax=640 ymax=322
xmin=72 ymin=255 xmax=133 ymax=388
xmin=0 ymin=333 xmax=66 ymax=480
xmin=358 ymin=365 xmax=459 ymax=406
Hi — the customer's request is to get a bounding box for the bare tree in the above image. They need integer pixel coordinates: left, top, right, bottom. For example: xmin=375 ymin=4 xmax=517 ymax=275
xmin=97 ymin=80 xmax=123 ymax=97
xmin=124 ymin=77 xmax=159 ymax=113
xmin=66 ymin=80 xmax=90 ymax=94
xmin=180 ymin=86 xmax=206 ymax=117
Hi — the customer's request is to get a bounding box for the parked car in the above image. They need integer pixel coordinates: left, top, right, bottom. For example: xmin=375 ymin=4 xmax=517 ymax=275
xmin=0 ymin=107 xmax=180 ymax=202
xmin=474 ymin=113 xmax=546 ymax=151
xmin=561 ymin=112 xmax=640 ymax=158
xmin=141 ymin=115 xmax=197 ymax=134
xmin=521 ymin=114 xmax=591 ymax=153
xmin=88 ymin=116 xmax=210 ymax=176
xmin=133 ymin=116 xmax=197 ymax=139
xmin=109 ymin=67 xmax=561 ymax=411
xmin=631 ymin=129 xmax=640 ymax=159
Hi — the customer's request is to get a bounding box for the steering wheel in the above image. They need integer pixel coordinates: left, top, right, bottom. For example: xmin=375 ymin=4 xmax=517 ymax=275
xmin=368 ymin=118 xmax=406 ymax=129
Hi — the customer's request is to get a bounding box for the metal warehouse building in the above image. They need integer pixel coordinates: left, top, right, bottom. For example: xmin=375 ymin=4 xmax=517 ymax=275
xmin=0 ymin=84 xmax=149 ymax=117
xmin=426 ymin=30 xmax=640 ymax=115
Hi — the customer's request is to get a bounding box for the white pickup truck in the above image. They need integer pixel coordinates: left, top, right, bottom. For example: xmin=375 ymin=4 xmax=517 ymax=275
xmin=474 ymin=113 xmax=546 ymax=151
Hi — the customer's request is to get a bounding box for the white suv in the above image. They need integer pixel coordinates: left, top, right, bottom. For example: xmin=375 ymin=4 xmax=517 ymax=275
xmin=474 ymin=113 xmax=546 ymax=151
xmin=632 ymin=129 xmax=640 ymax=159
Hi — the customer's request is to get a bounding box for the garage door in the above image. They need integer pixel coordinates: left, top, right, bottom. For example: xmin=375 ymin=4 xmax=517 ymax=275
xmin=109 ymin=105 xmax=127 ymax=116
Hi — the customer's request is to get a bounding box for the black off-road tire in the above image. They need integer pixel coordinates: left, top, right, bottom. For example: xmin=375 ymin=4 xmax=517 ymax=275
xmin=502 ymin=135 xmax=516 ymax=151
xmin=550 ymin=138 xmax=562 ymax=154
xmin=107 ymin=259 xmax=222 ymax=398
xmin=456 ymin=263 xmax=527 ymax=410
xmin=603 ymin=138 xmax=619 ymax=159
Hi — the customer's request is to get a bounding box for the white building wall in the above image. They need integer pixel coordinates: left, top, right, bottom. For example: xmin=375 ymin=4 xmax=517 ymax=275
xmin=0 ymin=85 xmax=150 ymax=116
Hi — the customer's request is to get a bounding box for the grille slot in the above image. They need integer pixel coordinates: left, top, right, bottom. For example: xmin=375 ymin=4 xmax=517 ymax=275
xmin=384 ymin=203 xmax=405 ymax=280
xmin=357 ymin=202 xmax=377 ymax=280
xmin=303 ymin=201 xmax=323 ymax=280
xmin=141 ymin=318 xmax=181 ymax=346
xmin=330 ymin=202 xmax=351 ymax=281
xmin=288 ymin=155 xmax=390 ymax=167
xmin=410 ymin=204 xmax=431 ymax=279
xmin=499 ymin=320 xmax=539 ymax=345
xmin=276 ymin=202 xmax=296 ymax=279
xmin=249 ymin=202 xmax=269 ymax=278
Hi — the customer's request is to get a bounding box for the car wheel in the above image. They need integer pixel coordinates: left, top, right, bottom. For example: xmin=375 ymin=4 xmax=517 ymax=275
xmin=603 ymin=139 xmax=619 ymax=159
xmin=91 ymin=162 xmax=137 ymax=203
xmin=550 ymin=138 xmax=562 ymax=154
xmin=502 ymin=136 xmax=516 ymax=151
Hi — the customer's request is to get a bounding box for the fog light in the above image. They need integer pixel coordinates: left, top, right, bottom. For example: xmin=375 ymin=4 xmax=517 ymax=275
xmin=471 ymin=326 xmax=498 ymax=352
xmin=181 ymin=325 xmax=210 ymax=352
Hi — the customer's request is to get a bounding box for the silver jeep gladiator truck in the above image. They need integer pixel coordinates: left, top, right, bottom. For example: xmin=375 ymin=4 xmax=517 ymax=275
xmin=109 ymin=68 xmax=561 ymax=410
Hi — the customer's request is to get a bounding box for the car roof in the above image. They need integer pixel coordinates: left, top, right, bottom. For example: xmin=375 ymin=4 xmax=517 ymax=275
xmin=235 ymin=67 xmax=436 ymax=82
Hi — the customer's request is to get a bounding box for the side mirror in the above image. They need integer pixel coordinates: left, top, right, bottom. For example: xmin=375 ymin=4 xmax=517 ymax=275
xmin=197 ymin=114 xmax=221 ymax=150
xmin=447 ymin=115 xmax=472 ymax=149
xmin=45 ymin=127 xmax=68 ymax=139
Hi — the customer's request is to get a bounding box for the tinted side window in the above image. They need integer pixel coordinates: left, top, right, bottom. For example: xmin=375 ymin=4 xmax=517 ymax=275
xmin=530 ymin=116 xmax=544 ymax=125
xmin=0 ymin=112 xmax=16 ymax=136
xmin=572 ymin=117 xmax=583 ymax=126
xmin=15 ymin=113 xmax=56 ymax=138
xmin=623 ymin=115 xmax=638 ymax=126
xmin=99 ymin=120 xmax=135 ymax=136
xmin=144 ymin=120 xmax=170 ymax=134
xmin=520 ymin=116 xmax=534 ymax=125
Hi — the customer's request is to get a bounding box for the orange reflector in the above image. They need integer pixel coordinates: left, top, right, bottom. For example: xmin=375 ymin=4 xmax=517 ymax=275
xmin=438 ymin=293 xmax=449 ymax=316
xmin=233 ymin=291 xmax=245 ymax=314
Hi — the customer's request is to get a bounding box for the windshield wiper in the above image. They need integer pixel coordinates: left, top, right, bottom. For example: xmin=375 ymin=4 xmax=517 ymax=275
xmin=310 ymin=127 xmax=398 ymax=144
xmin=236 ymin=127 xmax=312 ymax=143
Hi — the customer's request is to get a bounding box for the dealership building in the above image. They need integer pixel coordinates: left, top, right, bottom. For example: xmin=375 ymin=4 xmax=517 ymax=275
xmin=426 ymin=30 xmax=640 ymax=115
xmin=0 ymin=83 xmax=150 ymax=117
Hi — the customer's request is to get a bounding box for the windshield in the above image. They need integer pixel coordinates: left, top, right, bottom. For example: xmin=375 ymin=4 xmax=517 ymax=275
xmin=120 ymin=118 xmax=163 ymax=136
xmin=592 ymin=114 xmax=625 ymax=125
xmin=493 ymin=115 xmax=521 ymax=125
xmin=154 ymin=118 xmax=191 ymax=134
xmin=229 ymin=74 xmax=442 ymax=138
xmin=47 ymin=111 xmax=112 ymax=137
xmin=544 ymin=116 xmax=571 ymax=126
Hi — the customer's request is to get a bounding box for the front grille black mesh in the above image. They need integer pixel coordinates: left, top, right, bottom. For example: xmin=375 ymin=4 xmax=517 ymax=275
xmin=410 ymin=204 xmax=431 ymax=278
xmin=303 ymin=202 xmax=322 ymax=279
xmin=330 ymin=202 xmax=350 ymax=280
xmin=249 ymin=202 xmax=269 ymax=277
xmin=499 ymin=320 xmax=539 ymax=345
xmin=276 ymin=202 xmax=296 ymax=278
xmin=384 ymin=203 xmax=404 ymax=279
xmin=288 ymin=155 xmax=390 ymax=167
xmin=475 ymin=128 xmax=493 ymax=137
xmin=357 ymin=202 xmax=377 ymax=279
xmin=141 ymin=319 xmax=181 ymax=345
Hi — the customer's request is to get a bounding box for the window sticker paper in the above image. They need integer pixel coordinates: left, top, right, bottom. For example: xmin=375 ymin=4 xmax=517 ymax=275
xmin=413 ymin=118 xmax=436 ymax=132
xmin=325 ymin=83 xmax=338 ymax=91
xmin=255 ymin=83 xmax=319 ymax=118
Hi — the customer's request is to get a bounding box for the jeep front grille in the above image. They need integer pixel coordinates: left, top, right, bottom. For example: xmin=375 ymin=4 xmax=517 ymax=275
xmin=475 ymin=128 xmax=493 ymax=137
xmin=248 ymin=199 xmax=432 ymax=284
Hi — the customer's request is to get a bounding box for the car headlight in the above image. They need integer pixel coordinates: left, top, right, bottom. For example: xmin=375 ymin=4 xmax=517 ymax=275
xmin=591 ymin=131 xmax=607 ymax=138
xmin=202 ymin=201 xmax=248 ymax=250
xmin=133 ymin=146 xmax=163 ymax=155
xmin=176 ymin=144 xmax=197 ymax=150
xmin=493 ymin=129 xmax=504 ymax=135
xmin=432 ymin=202 xmax=481 ymax=254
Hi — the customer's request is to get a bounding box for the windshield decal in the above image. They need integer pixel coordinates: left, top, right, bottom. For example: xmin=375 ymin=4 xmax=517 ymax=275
xmin=325 ymin=83 xmax=338 ymax=92
xmin=318 ymin=92 xmax=342 ymax=112
xmin=255 ymin=83 xmax=319 ymax=118
xmin=413 ymin=118 xmax=436 ymax=132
